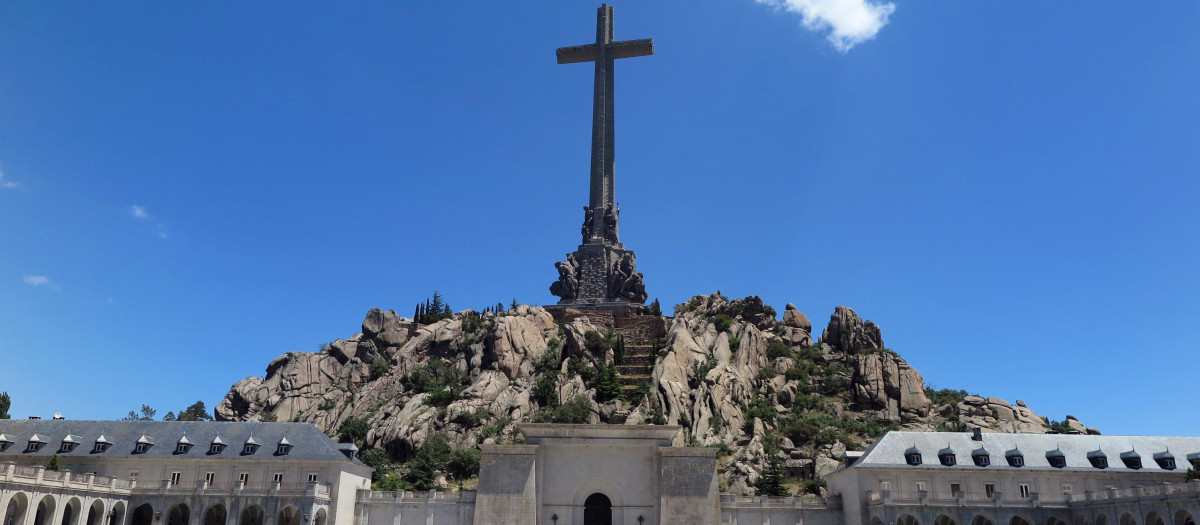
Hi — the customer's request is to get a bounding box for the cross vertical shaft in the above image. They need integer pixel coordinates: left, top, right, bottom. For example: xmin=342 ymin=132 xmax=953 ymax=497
xmin=557 ymin=4 xmax=653 ymax=244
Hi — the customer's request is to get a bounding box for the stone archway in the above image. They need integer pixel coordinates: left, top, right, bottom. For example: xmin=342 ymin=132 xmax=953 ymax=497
xmin=108 ymin=502 xmax=125 ymax=525
xmin=33 ymin=495 xmax=56 ymax=525
xmin=1048 ymin=517 xmax=1069 ymax=525
xmin=1011 ymin=516 xmax=1034 ymax=525
xmin=936 ymin=515 xmax=959 ymax=525
xmin=314 ymin=509 xmax=327 ymax=525
xmin=973 ymin=515 xmax=996 ymax=525
xmin=239 ymin=505 xmax=264 ymax=525
xmin=61 ymin=497 xmax=82 ymax=525
xmin=129 ymin=504 xmax=154 ymax=525
xmin=1122 ymin=513 xmax=1139 ymax=525
xmin=3 ymin=493 xmax=30 ymax=525
xmin=1175 ymin=510 xmax=1196 ymax=525
xmin=84 ymin=500 xmax=105 ymax=525
xmin=1148 ymin=512 xmax=1166 ymax=525
xmin=277 ymin=505 xmax=301 ymax=525
xmin=203 ymin=504 xmax=227 ymax=525
xmin=898 ymin=515 xmax=920 ymax=525
xmin=584 ymin=493 xmax=612 ymax=525
xmin=166 ymin=504 xmax=189 ymax=525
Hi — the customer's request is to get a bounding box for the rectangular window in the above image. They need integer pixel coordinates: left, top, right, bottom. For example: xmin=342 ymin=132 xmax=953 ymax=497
xmin=273 ymin=473 xmax=284 ymax=483
xmin=129 ymin=471 xmax=139 ymax=480
xmin=916 ymin=482 xmax=927 ymax=492
xmin=169 ymin=472 xmax=181 ymax=486
xmin=985 ymin=483 xmax=996 ymax=498
xmin=205 ymin=472 xmax=216 ymax=485
xmin=950 ymin=483 xmax=962 ymax=495
xmin=1019 ymin=484 xmax=1031 ymax=498
xmin=307 ymin=473 xmax=319 ymax=483
xmin=238 ymin=472 xmax=249 ymax=484
xmin=880 ymin=481 xmax=892 ymax=491
xmin=1061 ymin=484 xmax=1073 ymax=494
xmin=134 ymin=443 xmax=148 ymax=453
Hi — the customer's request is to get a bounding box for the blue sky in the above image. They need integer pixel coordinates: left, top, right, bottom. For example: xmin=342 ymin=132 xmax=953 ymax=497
xmin=1 ymin=1 xmax=1197 ymax=435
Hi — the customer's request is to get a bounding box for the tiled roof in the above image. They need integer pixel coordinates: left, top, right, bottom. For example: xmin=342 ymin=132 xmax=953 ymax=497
xmin=853 ymin=431 xmax=1200 ymax=472
xmin=0 ymin=420 xmax=360 ymax=464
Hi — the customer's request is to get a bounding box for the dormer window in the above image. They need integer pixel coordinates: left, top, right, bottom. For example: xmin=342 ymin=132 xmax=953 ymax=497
xmin=276 ymin=437 xmax=292 ymax=456
xmin=242 ymin=436 xmax=260 ymax=456
xmin=209 ymin=436 xmax=227 ymax=455
xmin=1120 ymin=450 xmax=1141 ymax=470
xmin=1087 ymin=450 xmax=1108 ymax=469
xmin=175 ymin=436 xmax=192 ymax=455
xmin=938 ymin=448 xmax=957 ymax=466
xmin=1153 ymin=451 xmax=1176 ymax=470
xmin=134 ymin=434 xmax=153 ymax=454
xmin=58 ymin=437 xmax=78 ymax=454
xmin=1005 ymin=448 xmax=1024 ymax=467
xmin=904 ymin=446 xmax=922 ymax=465
xmin=1047 ymin=449 xmax=1066 ymax=468
xmin=0 ymin=434 xmax=12 ymax=452
xmin=26 ymin=435 xmax=46 ymax=453
xmin=971 ymin=448 xmax=991 ymax=467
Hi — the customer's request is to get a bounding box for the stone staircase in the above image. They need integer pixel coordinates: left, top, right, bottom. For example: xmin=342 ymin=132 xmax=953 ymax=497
xmin=611 ymin=315 xmax=670 ymax=396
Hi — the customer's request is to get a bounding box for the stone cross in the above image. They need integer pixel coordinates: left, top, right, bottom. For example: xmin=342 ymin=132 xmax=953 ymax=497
xmin=557 ymin=4 xmax=653 ymax=244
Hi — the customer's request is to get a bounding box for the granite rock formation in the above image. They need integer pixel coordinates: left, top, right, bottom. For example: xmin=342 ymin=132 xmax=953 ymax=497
xmin=216 ymin=294 xmax=1095 ymax=496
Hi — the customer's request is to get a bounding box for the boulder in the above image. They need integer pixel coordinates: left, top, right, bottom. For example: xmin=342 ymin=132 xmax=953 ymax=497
xmin=820 ymin=306 xmax=883 ymax=352
xmin=783 ymin=304 xmax=812 ymax=332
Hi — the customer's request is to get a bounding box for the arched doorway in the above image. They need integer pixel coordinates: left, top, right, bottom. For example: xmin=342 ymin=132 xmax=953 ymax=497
xmin=167 ymin=504 xmax=189 ymax=525
xmin=1011 ymin=516 xmax=1033 ymax=525
xmin=584 ymin=493 xmax=612 ymax=525
xmin=239 ymin=505 xmax=264 ymax=525
xmin=203 ymin=504 xmax=227 ymax=525
xmin=1148 ymin=512 xmax=1165 ymax=525
xmin=129 ymin=504 xmax=154 ymax=525
xmin=61 ymin=497 xmax=82 ymax=525
xmin=1175 ymin=510 xmax=1196 ymax=525
xmin=314 ymin=509 xmax=327 ymax=525
xmin=1122 ymin=513 xmax=1138 ymax=525
xmin=33 ymin=495 xmax=56 ymax=525
xmin=1049 ymin=518 xmax=1069 ymax=525
xmin=108 ymin=503 xmax=125 ymax=525
xmin=1098 ymin=516 xmax=1110 ymax=525
xmin=973 ymin=515 xmax=996 ymax=525
xmin=898 ymin=515 xmax=920 ymax=525
xmin=278 ymin=505 xmax=301 ymax=525
xmin=937 ymin=516 xmax=959 ymax=525
xmin=85 ymin=500 xmax=105 ymax=525
xmin=4 ymin=493 xmax=30 ymax=525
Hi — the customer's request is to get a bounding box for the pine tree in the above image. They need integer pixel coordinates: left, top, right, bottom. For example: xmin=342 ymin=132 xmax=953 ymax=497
xmin=0 ymin=392 xmax=10 ymax=419
xmin=650 ymin=298 xmax=662 ymax=317
xmin=754 ymin=436 xmax=789 ymax=497
xmin=510 ymin=298 xmax=518 ymax=311
xmin=46 ymin=454 xmax=60 ymax=471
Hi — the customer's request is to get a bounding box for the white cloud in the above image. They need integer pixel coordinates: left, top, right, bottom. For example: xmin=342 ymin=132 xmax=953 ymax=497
xmin=129 ymin=205 xmax=150 ymax=219
xmin=758 ymin=0 xmax=895 ymax=52
xmin=0 ymin=167 xmax=20 ymax=188
xmin=23 ymin=275 xmax=60 ymax=290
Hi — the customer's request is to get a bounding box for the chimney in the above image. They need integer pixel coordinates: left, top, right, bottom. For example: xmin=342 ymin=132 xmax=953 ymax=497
xmin=972 ymin=428 xmax=983 ymax=441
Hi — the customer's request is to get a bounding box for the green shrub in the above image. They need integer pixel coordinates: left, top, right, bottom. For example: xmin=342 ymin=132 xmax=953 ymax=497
xmin=532 ymin=372 xmax=559 ymax=407
xmin=924 ymin=387 xmax=968 ymax=407
xmin=425 ymin=387 xmax=462 ymax=407
xmin=402 ymin=359 xmax=467 ymax=394
xmin=373 ymin=473 xmax=405 ymax=491
xmin=338 ymin=417 xmax=370 ymax=443
xmin=369 ymin=358 xmax=390 ymax=381
xmin=766 ymin=340 xmax=792 ymax=360
xmin=453 ymin=409 xmax=493 ymax=429
xmin=595 ymin=362 xmax=624 ymax=403
xmin=795 ymin=345 xmax=823 ymax=361
xmin=689 ymin=357 xmax=718 ymax=389
xmin=405 ymin=433 xmax=453 ymax=490
xmin=567 ymin=359 xmax=598 ymax=385
xmin=649 ymin=400 xmax=667 ymax=425
xmin=478 ymin=416 xmax=510 ymax=441
xmin=534 ymin=395 xmax=591 ymax=424
xmin=745 ymin=397 xmax=777 ymax=425
xmin=729 ymin=337 xmax=741 ymax=353
xmin=358 ymin=448 xmax=392 ymax=477
xmin=584 ymin=331 xmax=610 ymax=355
xmin=712 ymin=314 xmax=732 ymax=333
xmin=756 ymin=368 xmax=777 ymax=382
xmin=800 ymin=476 xmax=826 ymax=495
xmin=447 ymin=448 xmax=481 ymax=480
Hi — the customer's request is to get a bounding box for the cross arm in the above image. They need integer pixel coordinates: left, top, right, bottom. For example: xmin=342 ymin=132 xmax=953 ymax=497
xmin=557 ymin=44 xmax=602 ymax=64
xmin=606 ymin=39 xmax=654 ymax=60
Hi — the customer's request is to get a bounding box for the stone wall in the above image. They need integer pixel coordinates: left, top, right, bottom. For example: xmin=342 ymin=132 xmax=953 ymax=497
xmin=355 ymin=490 xmax=475 ymax=525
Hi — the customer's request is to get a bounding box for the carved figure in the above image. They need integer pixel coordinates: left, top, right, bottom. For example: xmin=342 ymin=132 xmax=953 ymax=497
xmin=581 ymin=206 xmax=594 ymax=243
xmin=549 ymin=254 xmax=580 ymax=302
xmin=602 ymin=205 xmax=619 ymax=243
xmin=605 ymin=251 xmax=647 ymax=303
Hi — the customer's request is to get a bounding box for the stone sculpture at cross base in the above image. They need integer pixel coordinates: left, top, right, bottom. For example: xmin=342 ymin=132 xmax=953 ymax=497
xmin=548 ymin=4 xmax=652 ymax=310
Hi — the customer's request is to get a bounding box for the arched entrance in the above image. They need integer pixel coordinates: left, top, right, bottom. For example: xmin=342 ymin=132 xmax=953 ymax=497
xmin=33 ymin=495 xmax=56 ymax=525
xmin=898 ymin=515 xmax=920 ymax=525
xmin=129 ymin=504 xmax=154 ymax=525
xmin=203 ymin=504 xmax=227 ymax=525
xmin=61 ymin=497 xmax=82 ymax=525
xmin=1175 ymin=510 xmax=1196 ymax=525
xmin=314 ymin=509 xmax=327 ymax=525
xmin=108 ymin=502 xmax=126 ymax=525
xmin=167 ymin=504 xmax=189 ymax=525
xmin=973 ymin=515 xmax=996 ymax=525
xmin=278 ymin=505 xmax=301 ymax=525
xmin=4 ymin=493 xmax=30 ymax=525
xmin=936 ymin=516 xmax=959 ymax=525
xmin=239 ymin=505 xmax=264 ymax=525
xmin=584 ymin=493 xmax=612 ymax=525
xmin=1011 ymin=516 xmax=1033 ymax=525
xmin=1148 ymin=512 xmax=1166 ymax=525
xmin=1122 ymin=513 xmax=1138 ymax=525
xmin=85 ymin=500 xmax=105 ymax=525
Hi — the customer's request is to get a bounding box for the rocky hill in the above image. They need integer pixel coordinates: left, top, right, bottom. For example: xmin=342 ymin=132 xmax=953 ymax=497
xmin=215 ymin=293 xmax=1097 ymax=496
